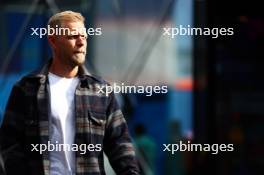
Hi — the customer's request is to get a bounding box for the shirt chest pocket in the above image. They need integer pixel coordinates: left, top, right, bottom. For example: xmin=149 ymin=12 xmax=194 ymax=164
xmin=88 ymin=113 xmax=106 ymax=136
xmin=77 ymin=111 xmax=106 ymax=144
xmin=75 ymin=112 xmax=106 ymax=156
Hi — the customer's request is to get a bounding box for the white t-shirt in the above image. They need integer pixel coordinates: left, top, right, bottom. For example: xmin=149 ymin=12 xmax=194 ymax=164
xmin=48 ymin=72 xmax=79 ymax=175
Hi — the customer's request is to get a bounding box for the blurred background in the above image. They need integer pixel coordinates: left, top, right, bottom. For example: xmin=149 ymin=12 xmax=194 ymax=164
xmin=0 ymin=0 xmax=263 ymax=175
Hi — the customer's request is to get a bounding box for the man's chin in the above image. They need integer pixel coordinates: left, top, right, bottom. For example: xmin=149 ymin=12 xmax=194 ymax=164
xmin=72 ymin=57 xmax=85 ymax=66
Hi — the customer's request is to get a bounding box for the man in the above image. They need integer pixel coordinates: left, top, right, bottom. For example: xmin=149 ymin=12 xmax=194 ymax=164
xmin=0 ymin=11 xmax=139 ymax=175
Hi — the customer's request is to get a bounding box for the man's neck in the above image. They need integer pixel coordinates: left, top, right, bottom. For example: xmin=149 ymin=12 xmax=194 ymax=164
xmin=49 ymin=58 xmax=78 ymax=78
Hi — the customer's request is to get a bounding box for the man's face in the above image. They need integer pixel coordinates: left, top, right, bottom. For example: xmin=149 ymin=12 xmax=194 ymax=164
xmin=51 ymin=21 xmax=87 ymax=67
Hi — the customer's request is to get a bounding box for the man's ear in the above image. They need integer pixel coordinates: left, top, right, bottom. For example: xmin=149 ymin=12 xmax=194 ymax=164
xmin=48 ymin=35 xmax=56 ymax=49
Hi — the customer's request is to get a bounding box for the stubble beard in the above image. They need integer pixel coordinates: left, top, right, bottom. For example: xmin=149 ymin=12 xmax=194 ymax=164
xmin=69 ymin=53 xmax=86 ymax=67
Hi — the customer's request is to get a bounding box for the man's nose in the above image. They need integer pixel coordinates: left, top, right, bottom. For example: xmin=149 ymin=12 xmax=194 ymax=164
xmin=76 ymin=36 xmax=86 ymax=46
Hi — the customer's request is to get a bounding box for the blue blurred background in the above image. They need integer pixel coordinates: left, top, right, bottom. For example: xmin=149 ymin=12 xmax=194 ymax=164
xmin=0 ymin=0 xmax=263 ymax=175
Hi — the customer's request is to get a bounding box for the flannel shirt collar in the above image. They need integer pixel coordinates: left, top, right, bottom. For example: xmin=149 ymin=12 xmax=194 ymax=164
xmin=27 ymin=58 xmax=92 ymax=84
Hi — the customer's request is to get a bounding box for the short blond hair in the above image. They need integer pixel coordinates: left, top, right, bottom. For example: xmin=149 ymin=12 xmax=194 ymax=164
xmin=48 ymin=10 xmax=85 ymax=28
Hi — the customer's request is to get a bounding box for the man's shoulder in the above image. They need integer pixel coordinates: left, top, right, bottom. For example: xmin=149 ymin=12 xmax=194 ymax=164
xmin=11 ymin=66 xmax=46 ymax=91
xmin=84 ymin=74 xmax=110 ymax=86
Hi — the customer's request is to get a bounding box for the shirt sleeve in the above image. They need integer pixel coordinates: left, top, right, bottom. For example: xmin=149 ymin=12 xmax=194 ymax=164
xmin=103 ymin=92 xmax=140 ymax=175
xmin=0 ymin=82 xmax=28 ymax=174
